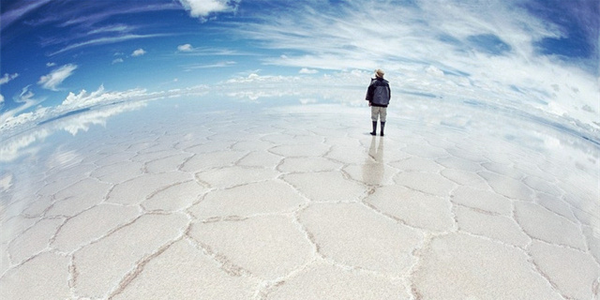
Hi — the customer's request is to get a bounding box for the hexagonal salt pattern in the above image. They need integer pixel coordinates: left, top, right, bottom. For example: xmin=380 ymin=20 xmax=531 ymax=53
xmin=1 ymin=104 xmax=598 ymax=300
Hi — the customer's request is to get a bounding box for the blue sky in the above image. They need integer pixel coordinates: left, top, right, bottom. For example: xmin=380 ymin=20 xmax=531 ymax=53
xmin=1 ymin=0 xmax=598 ymax=135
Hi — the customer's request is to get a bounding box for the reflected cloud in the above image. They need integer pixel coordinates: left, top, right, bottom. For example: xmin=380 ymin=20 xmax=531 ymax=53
xmin=0 ymin=84 xmax=209 ymax=136
xmin=232 ymin=0 xmax=599 ymax=133
xmin=0 ymin=101 xmax=146 ymax=163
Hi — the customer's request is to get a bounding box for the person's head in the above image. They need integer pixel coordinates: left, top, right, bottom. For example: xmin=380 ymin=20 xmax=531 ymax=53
xmin=375 ymin=69 xmax=385 ymax=78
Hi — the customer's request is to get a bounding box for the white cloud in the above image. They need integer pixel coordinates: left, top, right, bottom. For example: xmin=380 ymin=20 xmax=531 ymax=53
xmin=178 ymin=44 xmax=194 ymax=52
xmin=426 ymin=65 xmax=444 ymax=77
xmin=0 ymin=73 xmax=19 ymax=85
xmin=178 ymin=0 xmax=240 ymax=20
xmin=132 ymin=48 xmax=146 ymax=56
xmin=50 ymin=34 xmax=165 ymax=56
xmin=299 ymin=68 xmax=318 ymax=74
xmin=88 ymin=24 xmax=131 ymax=35
xmin=0 ymin=94 xmax=4 ymax=106
xmin=46 ymin=62 xmax=56 ymax=67
xmin=0 ymin=102 xmax=147 ymax=162
xmin=232 ymin=0 xmax=599 ymax=132
xmin=0 ymin=86 xmax=44 ymax=130
xmin=59 ymin=85 xmax=146 ymax=109
xmin=38 ymin=64 xmax=77 ymax=91
xmin=0 ymin=0 xmax=52 ymax=29
xmin=112 ymin=58 xmax=124 ymax=64
xmin=184 ymin=61 xmax=236 ymax=70
xmin=1 ymin=83 xmax=211 ymax=136
xmin=1 ymin=85 xmax=146 ymax=135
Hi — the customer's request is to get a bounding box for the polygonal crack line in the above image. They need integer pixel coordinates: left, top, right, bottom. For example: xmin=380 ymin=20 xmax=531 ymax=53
xmin=405 ymin=234 xmax=432 ymax=300
xmin=3 ymin=214 xmax=44 ymax=251
xmin=106 ymin=234 xmax=186 ymax=300
xmin=292 ymin=207 xmax=323 ymax=260
xmin=277 ymin=175 xmax=316 ymax=202
xmin=192 ymin=172 xmax=213 ymax=189
xmin=451 ymin=201 xmax=506 ymax=218
xmin=46 ymin=215 xmax=75 ymax=252
xmin=198 ymin=211 xmax=298 ymax=225
xmin=184 ymin=233 xmax=253 ymax=279
xmin=455 ymin=222 xmax=532 ymax=252
xmin=580 ymin=223 xmax=600 ymax=267
xmin=446 ymin=194 xmax=460 ymax=233
xmin=143 ymin=153 xmax=189 ymax=173
xmin=522 ymin=176 xmax=559 ymax=197
xmin=320 ymin=144 xmax=334 ymax=158
xmin=68 ymin=253 xmax=77 ymax=296
xmin=555 ymin=198 xmax=583 ymax=226
xmin=67 ymin=214 xmax=146 ymax=260
xmin=544 ymin=192 xmax=584 ymax=222
xmin=141 ymin=179 xmax=196 ymax=205
xmin=21 ymin=194 xmax=57 ymax=219
xmin=231 ymin=151 xmax=255 ymax=167
xmin=254 ymin=257 xmax=319 ymax=300
xmin=322 ymin=254 xmax=408 ymax=284
xmin=321 ymin=154 xmax=350 ymax=167
xmin=55 ymin=204 xmax=144 ymax=254
xmin=406 ymin=230 xmax=457 ymax=300
xmin=564 ymin=200 xmax=595 ymax=235
xmin=399 ymin=184 xmax=452 ymax=200
xmin=508 ymin=202 xmax=540 ymax=256
xmin=0 ymin=244 xmax=68 ymax=280
xmin=273 ymin=156 xmax=289 ymax=173
xmin=5 ymin=215 xmax=66 ymax=266
xmin=358 ymin=199 xmax=426 ymax=234
xmin=184 ymin=192 xmax=214 ymax=222
xmin=524 ymin=247 xmax=571 ymax=300
xmin=515 ymin=201 xmax=590 ymax=252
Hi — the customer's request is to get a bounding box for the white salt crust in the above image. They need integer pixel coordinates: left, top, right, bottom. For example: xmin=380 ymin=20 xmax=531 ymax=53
xmin=1 ymin=108 xmax=598 ymax=300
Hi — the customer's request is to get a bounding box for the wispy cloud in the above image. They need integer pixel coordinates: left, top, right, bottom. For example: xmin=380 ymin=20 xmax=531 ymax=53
xmin=0 ymin=84 xmax=210 ymax=136
xmin=0 ymin=86 xmax=45 ymax=129
xmin=7 ymin=2 xmax=178 ymax=56
xmin=232 ymin=0 xmax=599 ymax=131
xmin=38 ymin=64 xmax=77 ymax=91
xmin=49 ymin=34 xmax=166 ymax=56
xmin=87 ymin=24 xmax=134 ymax=35
xmin=176 ymin=44 xmax=252 ymax=56
xmin=184 ymin=61 xmax=237 ymax=70
xmin=58 ymin=2 xmax=180 ymax=28
xmin=132 ymin=48 xmax=146 ymax=56
xmin=0 ymin=0 xmax=52 ymax=30
xmin=0 ymin=73 xmax=19 ymax=85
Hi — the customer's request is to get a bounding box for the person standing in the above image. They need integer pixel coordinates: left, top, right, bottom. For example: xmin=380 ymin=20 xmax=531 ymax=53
xmin=365 ymin=69 xmax=391 ymax=136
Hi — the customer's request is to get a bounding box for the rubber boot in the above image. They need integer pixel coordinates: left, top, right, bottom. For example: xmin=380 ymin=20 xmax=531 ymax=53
xmin=370 ymin=121 xmax=377 ymax=136
xmin=380 ymin=122 xmax=385 ymax=136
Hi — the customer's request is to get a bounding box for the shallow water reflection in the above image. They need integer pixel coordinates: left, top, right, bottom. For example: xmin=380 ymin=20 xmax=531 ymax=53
xmin=0 ymin=94 xmax=598 ymax=299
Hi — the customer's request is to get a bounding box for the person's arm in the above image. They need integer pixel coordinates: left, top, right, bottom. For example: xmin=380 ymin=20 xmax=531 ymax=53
xmin=365 ymin=80 xmax=375 ymax=101
xmin=387 ymin=85 xmax=391 ymax=102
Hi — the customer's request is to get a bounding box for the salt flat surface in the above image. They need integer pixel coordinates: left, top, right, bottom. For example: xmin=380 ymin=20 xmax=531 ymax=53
xmin=0 ymin=98 xmax=598 ymax=299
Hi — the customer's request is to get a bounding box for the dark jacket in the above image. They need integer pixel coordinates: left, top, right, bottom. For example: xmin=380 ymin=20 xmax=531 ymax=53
xmin=365 ymin=77 xmax=391 ymax=107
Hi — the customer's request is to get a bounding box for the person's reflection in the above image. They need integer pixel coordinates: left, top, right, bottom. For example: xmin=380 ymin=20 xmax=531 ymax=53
xmin=362 ymin=136 xmax=385 ymax=186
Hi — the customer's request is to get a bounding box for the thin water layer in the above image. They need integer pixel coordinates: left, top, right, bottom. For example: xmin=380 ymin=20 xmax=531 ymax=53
xmin=0 ymin=95 xmax=598 ymax=299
